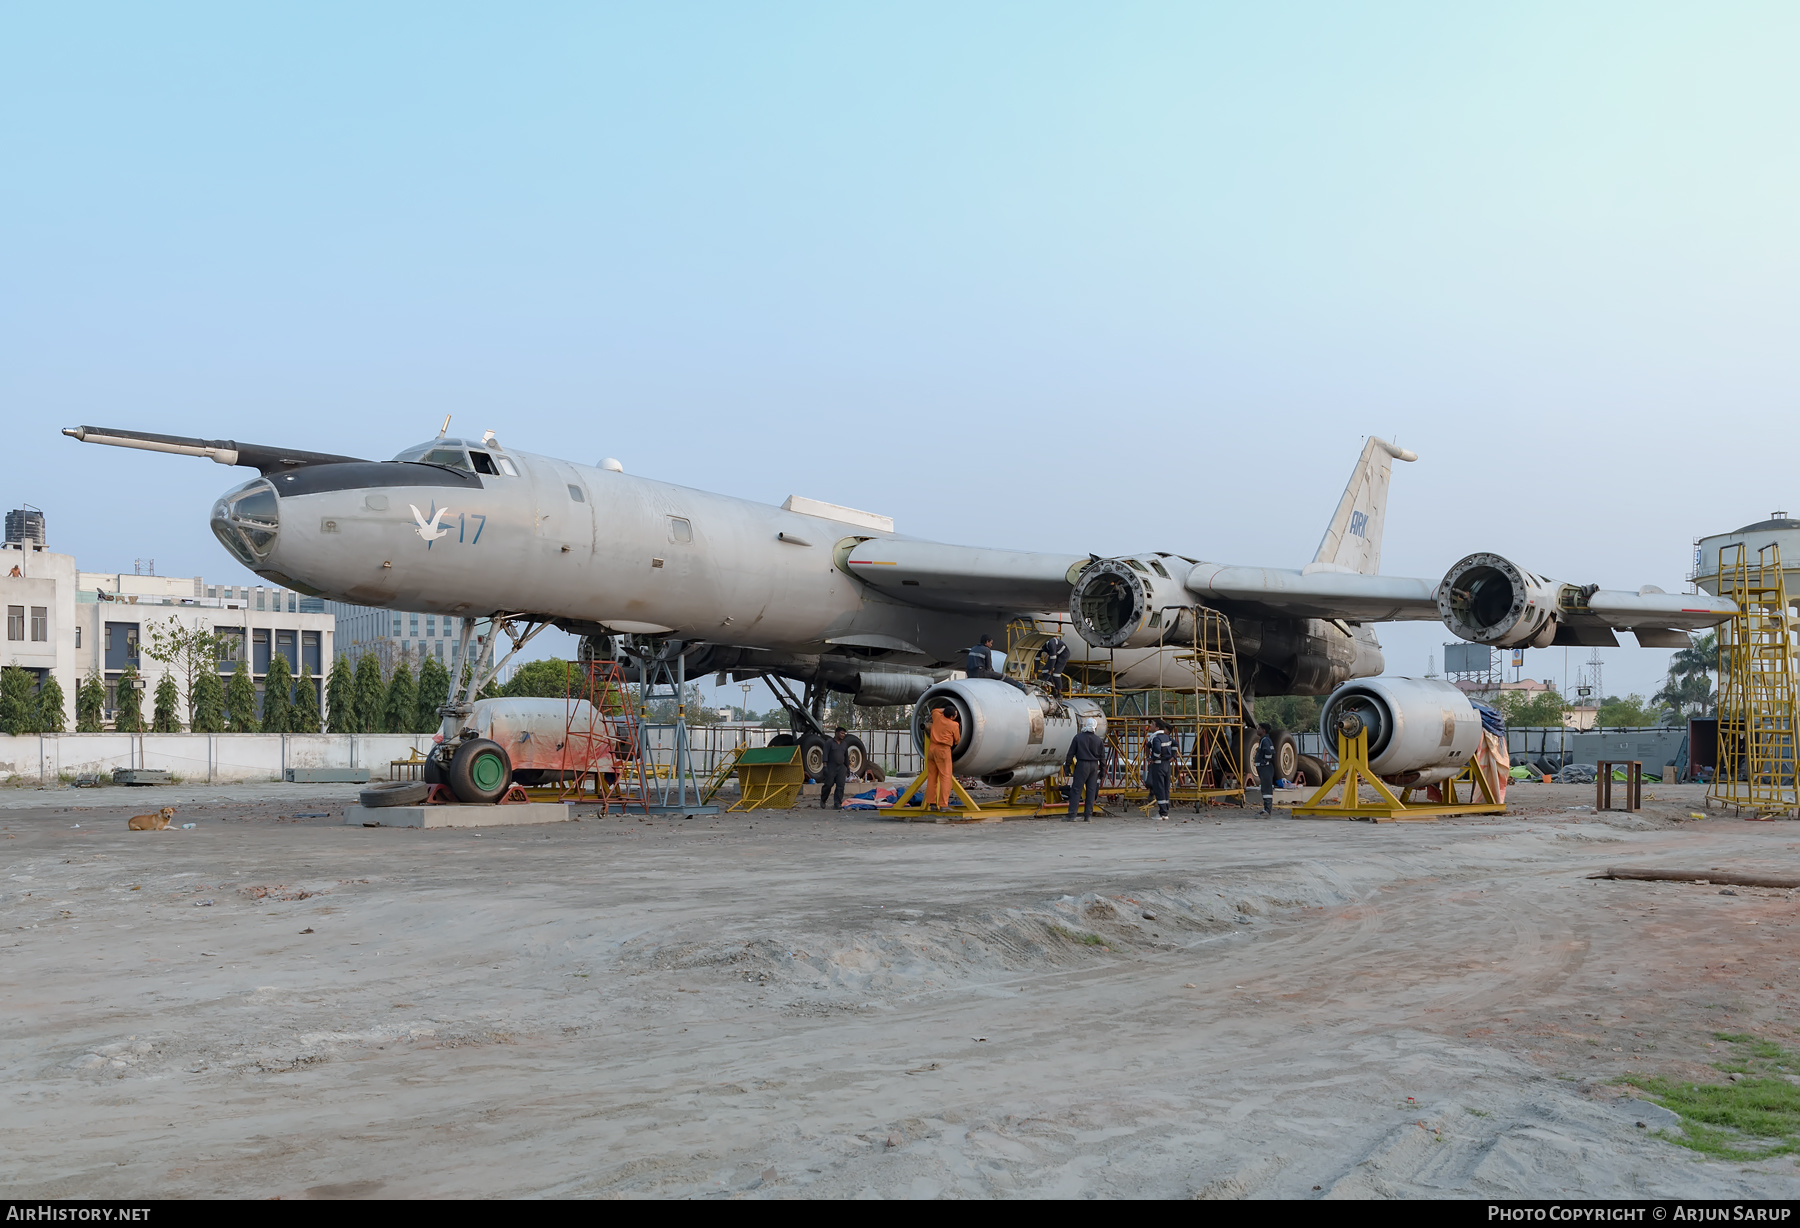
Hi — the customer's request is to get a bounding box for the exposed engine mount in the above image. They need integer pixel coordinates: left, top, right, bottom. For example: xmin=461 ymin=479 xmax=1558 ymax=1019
xmin=1317 ymin=676 xmax=1482 ymax=787
xmin=1069 ymin=556 xmax=1198 ymax=649
xmin=1436 ymin=553 xmax=1562 ymax=648
xmin=911 ymin=679 xmax=1107 ymax=787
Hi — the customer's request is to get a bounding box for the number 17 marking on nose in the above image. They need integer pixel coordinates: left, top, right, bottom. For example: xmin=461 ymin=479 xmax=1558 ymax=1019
xmin=457 ymin=512 xmax=486 ymax=544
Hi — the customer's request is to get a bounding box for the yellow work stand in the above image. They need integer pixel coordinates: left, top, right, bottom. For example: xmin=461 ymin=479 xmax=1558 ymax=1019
xmin=1291 ymin=730 xmax=1507 ymax=822
xmin=728 ymin=746 xmax=806 ymax=811
xmin=889 ymin=771 xmax=1057 ymax=823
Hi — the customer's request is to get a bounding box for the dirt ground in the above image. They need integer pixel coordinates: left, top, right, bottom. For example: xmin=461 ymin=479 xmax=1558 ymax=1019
xmin=2 ymin=776 xmax=1796 ymax=1199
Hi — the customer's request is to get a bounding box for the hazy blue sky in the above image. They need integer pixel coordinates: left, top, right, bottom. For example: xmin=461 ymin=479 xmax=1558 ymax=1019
xmin=5 ymin=4 xmax=1797 ymax=707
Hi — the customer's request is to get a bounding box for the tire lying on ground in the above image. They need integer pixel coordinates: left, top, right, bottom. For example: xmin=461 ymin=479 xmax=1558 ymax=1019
xmin=1295 ymin=753 xmax=1326 ymax=788
xmin=360 ymin=781 xmax=432 ymax=808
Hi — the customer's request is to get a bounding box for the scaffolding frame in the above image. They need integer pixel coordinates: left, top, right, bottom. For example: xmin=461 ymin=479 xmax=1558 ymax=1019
xmin=1709 ymin=543 xmax=1799 ymax=818
xmin=552 ymin=657 xmax=639 ymax=814
xmin=1007 ymin=607 xmax=1250 ymax=813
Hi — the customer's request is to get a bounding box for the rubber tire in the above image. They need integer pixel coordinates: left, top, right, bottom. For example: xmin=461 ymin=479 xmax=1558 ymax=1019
xmin=360 ymin=781 xmax=431 ymax=808
xmin=447 ymin=737 xmax=513 ymax=804
xmin=798 ymin=733 xmax=827 ymax=782
xmin=843 ymin=735 xmax=867 ymax=778
xmin=1296 ymin=753 xmax=1326 ymax=788
xmin=423 ymin=754 xmax=446 ymax=786
xmin=1273 ymin=732 xmax=1299 ymax=785
xmin=767 ymin=733 xmax=797 ymax=747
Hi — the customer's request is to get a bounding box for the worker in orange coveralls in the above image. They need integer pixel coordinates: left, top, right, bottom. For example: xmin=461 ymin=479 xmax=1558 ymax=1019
xmin=924 ymin=702 xmax=962 ymax=810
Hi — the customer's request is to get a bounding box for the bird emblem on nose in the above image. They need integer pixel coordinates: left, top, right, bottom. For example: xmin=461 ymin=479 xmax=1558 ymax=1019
xmin=409 ymin=504 xmax=453 ymax=541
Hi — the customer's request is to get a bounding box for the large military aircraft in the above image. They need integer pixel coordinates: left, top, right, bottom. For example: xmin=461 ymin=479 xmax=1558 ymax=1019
xmin=65 ymin=424 xmax=1734 ymax=799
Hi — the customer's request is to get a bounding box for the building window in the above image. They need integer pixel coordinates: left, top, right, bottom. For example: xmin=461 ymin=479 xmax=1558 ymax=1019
xmin=435 ymin=641 xmax=444 ymax=661
xmin=253 ymin=629 xmax=270 ymax=673
xmin=392 ymin=616 xmax=402 ymax=636
xmin=6 ymin=605 xmax=21 ymax=640
xmin=30 ymin=606 xmax=47 ymax=641
xmin=75 ymin=626 xmax=81 ymax=649
xmin=257 ymin=590 xmax=266 ymax=611
xmin=409 ymin=613 xmax=419 ymax=634
xmin=288 ymin=593 xmax=297 ymax=613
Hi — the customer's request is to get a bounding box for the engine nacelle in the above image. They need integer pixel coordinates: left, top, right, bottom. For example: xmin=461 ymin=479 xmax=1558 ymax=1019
xmin=1436 ymin=553 xmax=1561 ymax=649
xmin=1318 ymin=676 xmax=1483 ymax=787
xmin=1069 ymin=556 xmax=1198 ymax=649
xmin=911 ymin=679 xmax=1107 ymax=787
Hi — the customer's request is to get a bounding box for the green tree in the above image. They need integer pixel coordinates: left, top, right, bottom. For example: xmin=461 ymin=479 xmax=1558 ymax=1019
xmin=113 ymin=665 xmax=144 ymax=732
xmin=76 ymin=672 xmax=105 ymax=732
xmin=382 ymin=660 xmax=416 ymax=733
xmin=1254 ymin=694 xmax=1321 ymax=734
xmin=353 ymin=654 xmax=386 ymax=733
xmin=504 ymin=658 xmax=582 ymax=698
xmin=152 ymin=673 xmax=182 ymax=732
xmin=290 ymin=662 xmax=322 ymax=733
xmin=35 ymin=672 xmax=66 ymax=733
xmin=261 ymin=653 xmax=294 ymax=734
xmin=326 ymin=655 xmax=356 ymax=733
xmin=225 ymin=660 xmax=258 ymax=732
xmin=415 ymin=655 xmax=450 ymax=733
xmin=0 ymin=665 xmax=38 ymax=734
xmin=1497 ymin=688 xmax=1568 ymax=728
xmin=141 ymin=618 xmax=228 ymax=729
xmin=1596 ymin=693 xmax=1664 ymax=728
xmin=189 ymin=668 xmax=225 ymax=733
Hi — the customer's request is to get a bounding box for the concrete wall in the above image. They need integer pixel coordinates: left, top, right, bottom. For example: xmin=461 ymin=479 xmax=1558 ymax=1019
xmin=0 ymin=733 xmax=436 ymax=783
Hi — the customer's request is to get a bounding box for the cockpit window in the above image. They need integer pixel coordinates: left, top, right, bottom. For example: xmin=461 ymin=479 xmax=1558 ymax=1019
xmin=424 ymin=448 xmax=472 ymax=471
xmin=470 ymin=451 xmax=498 ymax=475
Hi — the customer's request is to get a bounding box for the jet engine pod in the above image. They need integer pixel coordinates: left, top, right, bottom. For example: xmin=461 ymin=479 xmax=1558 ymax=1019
xmin=1318 ymin=676 xmax=1483 ymax=786
xmin=911 ymin=679 xmax=1106 ymax=788
xmin=1070 ymin=557 xmax=1197 ymax=649
xmin=1437 ymin=553 xmax=1561 ymax=648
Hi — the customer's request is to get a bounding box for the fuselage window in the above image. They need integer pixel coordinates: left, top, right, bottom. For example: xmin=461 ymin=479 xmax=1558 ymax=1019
xmin=567 ymin=484 xmax=586 ymax=503
xmin=470 ymin=451 xmax=499 ymax=475
xmin=1150 ymin=559 xmax=1170 ymax=578
xmin=496 ymin=456 xmax=517 ymax=476
xmin=1125 ymin=559 xmax=1149 ymax=573
xmin=668 ymin=517 xmax=692 ymax=544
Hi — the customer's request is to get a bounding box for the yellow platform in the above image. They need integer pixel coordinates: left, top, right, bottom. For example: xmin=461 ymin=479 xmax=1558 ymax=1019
xmin=1291 ymin=730 xmax=1506 ymax=822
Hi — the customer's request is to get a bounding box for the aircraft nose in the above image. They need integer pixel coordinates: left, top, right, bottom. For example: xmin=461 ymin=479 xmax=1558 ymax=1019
xmin=210 ymin=477 xmax=280 ymax=568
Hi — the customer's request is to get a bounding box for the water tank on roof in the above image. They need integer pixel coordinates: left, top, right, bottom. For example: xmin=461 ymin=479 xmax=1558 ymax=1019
xmin=5 ymin=505 xmax=45 ymax=549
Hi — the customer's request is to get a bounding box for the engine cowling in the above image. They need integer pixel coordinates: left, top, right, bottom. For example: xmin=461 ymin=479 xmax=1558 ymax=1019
xmin=1318 ymin=676 xmax=1483 ymax=786
xmin=1436 ymin=553 xmax=1562 ymax=649
xmin=911 ymin=679 xmax=1107 ymax=787
xmin=1069 ymin=556 xmax=1198 ymax=648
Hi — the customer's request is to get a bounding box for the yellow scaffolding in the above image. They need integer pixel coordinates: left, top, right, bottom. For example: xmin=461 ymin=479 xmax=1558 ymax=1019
xmin=1709 ymin=543 xmax=1799 ymax=818
xmin=1008 ymin=607 xmax=1250 ymax=813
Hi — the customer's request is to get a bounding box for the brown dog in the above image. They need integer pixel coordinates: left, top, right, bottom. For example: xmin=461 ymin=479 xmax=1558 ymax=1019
xmin=128 ymin=807 xmax=176 ymax=831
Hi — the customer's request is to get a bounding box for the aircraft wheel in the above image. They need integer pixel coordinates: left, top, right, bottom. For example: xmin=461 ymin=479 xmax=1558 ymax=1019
xmin=844 ymin=735 xmax=867 ymax=778
xmin=767 ymin=733 xmax=796 ymax=747
xmin=448 ymin=737 xmax=513 ymax=804
xmin=1273 ymin=733 xmax=1299 ymax=784
xmin=423 ymin=754 xmax=446 ymax=786
xmin=1296 ymin=753 xmax=1325 ymax=788
xmin=799 ymin=733 xmax=827 ymax=781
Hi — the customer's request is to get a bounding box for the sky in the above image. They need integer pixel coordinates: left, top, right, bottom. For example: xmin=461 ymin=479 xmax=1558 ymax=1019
xmin=5 ymin=3 xmax=1797 ymax=712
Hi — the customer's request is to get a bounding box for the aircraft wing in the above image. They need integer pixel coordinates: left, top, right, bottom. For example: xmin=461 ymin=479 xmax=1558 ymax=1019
xmin=1185 ymin=564 xmax=1441 ymax=622
xmin=843 ymin=538 xmax=1087 ymax=615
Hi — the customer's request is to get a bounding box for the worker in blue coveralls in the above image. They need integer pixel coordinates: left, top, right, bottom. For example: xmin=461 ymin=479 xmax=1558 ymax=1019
xmin=1145 ymin=718 xmax=1179 ymax=820
xmin=1253 ymin=722 xmax=1277 ymax=815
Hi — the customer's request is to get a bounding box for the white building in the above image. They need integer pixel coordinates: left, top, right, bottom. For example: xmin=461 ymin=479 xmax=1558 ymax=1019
xmin=326 ymin=601 xmax=477 ymax=678
xmin=2 ymin=515 xmax=335 ymax=727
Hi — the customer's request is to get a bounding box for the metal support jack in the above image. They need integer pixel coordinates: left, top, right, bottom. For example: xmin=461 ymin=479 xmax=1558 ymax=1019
xmin=624 ymin=645 xmax=719 ymax=817
xmin=1292 ymin=727 xmax=1505 ymax=822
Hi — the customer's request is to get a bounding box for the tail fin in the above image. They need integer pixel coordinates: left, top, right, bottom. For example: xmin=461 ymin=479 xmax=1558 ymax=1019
xmin=1307 ymin=436 xmax=1416 ymax=576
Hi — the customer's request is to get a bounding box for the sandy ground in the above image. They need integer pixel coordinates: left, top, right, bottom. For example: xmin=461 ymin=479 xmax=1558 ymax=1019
xmin=2 ymin=776 xmax=1797 ymax=1199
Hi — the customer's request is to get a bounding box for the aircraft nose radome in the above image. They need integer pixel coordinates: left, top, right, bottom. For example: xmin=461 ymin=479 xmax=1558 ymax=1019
xmin=211 ymin=476 xmax=280 ymax=569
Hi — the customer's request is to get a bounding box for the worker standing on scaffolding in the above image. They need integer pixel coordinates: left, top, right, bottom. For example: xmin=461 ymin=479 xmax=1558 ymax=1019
xmin=1145 ymin=718 xmax=1178 ymax=820
xmin=1038 ymin=634 xmax=1071 ymax=698
xmin=1253 ymin=721 xmax=1277 ymax=815
xmin=924 ymin=702 xmax=961 ymax=811
xmin=1065 ymin=718 xmax=1106 ymax=822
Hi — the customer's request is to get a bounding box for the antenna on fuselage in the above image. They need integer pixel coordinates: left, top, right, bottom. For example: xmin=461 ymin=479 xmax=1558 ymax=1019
xmin=437 ymin=415 xmax=452 ymax=438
